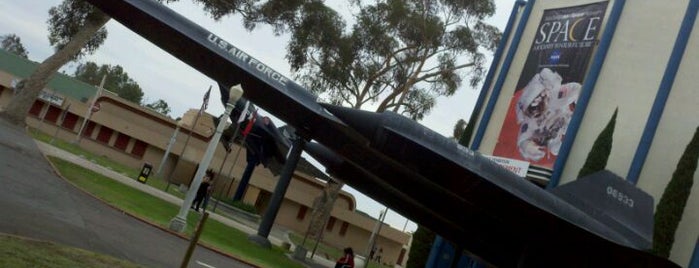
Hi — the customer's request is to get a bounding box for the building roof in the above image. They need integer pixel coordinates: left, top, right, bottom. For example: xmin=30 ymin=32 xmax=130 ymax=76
xmin=0 ymin=48 xmax=97 ymax=102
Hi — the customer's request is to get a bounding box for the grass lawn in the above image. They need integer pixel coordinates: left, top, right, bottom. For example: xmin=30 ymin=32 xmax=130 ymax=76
xmin=0 ymin=234 xmax=144 ymax=268
xmin=48 ymin=156 xmax=304 ymax=268
xmin=31 ymin=129 xmax=185 ymax=199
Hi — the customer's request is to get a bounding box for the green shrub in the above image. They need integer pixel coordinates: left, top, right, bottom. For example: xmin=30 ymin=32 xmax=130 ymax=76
xmin=652 ymin=126 xmax=699 ymax=258
xmin=578 ymin=108 xmax=617 ymax=178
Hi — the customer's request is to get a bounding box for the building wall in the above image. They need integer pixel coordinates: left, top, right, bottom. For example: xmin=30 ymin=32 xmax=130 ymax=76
xmin=636 ymin=13 xmax=699 ymax=265
xmin=559 ymin=0 xmax=686 ymax=184
xmin=472 ymin=0 xmax=699 ymax=266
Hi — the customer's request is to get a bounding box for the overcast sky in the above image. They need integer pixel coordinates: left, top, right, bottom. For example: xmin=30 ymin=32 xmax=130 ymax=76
xmin=0 ymin=0 xmax=514 ymax=234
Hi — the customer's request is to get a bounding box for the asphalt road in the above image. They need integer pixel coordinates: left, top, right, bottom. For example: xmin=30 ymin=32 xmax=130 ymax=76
xmin=0 ymin=118 xmax=254 ymax=268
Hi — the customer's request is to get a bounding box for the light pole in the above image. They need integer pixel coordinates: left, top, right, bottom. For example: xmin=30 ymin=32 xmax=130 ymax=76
xmin=156 ymin=120 xmax=183 ymax=177
xmin=168 ymin=84 xmax=244 ymax=232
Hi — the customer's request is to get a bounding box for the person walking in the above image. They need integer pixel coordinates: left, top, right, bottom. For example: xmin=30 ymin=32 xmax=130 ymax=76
xmin=191 ymin=169 xmax=214 ymax=212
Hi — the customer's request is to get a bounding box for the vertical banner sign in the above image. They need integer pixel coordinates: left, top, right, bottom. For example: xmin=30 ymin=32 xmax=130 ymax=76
xmin=493 ymin=1 xmax=609 ymax=169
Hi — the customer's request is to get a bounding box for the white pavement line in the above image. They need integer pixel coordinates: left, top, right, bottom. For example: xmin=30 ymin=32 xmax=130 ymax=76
xmin=195 ymin=260 xmax=217 ymax=268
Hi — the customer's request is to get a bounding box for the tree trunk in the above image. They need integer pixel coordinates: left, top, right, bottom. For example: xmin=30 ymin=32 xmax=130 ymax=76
xmin=0 ymin=12 xmax=110 ymax=126
xmin=306 ymin=180 xmax=344 ymax=241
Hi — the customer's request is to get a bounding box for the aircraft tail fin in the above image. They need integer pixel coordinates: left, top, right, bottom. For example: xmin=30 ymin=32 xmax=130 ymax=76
xmin=550 ymin=170 xmax=654 ymax=249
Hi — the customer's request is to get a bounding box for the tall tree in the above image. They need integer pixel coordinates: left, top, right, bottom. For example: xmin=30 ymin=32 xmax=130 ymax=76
xmin=577 ymin=108 xmax=617 ymax=178
xmin=144 ymin=99 xmax=172 ymax=116
xmin=652 ymin=126 xmax=699 ymax=258
xmin=1 ymin=34 xmax=29 ymax=59
xmin=0 ymin=0 xmax=110 ymax=126
xmin=193 ymin=0 xmax=499 ymax=119
xmin=262 ymin=0 xmax=498 ymax=120
xmin=73 ymin=61 xmax=144 ymax=104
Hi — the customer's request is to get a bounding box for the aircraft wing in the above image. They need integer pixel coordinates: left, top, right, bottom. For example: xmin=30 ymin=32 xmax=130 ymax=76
xmin=85 ymin=1 xmax=678 ymax=266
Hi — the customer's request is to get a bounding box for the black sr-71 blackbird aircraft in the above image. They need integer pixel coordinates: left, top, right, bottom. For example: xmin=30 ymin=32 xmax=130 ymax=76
xmin=84 ymin=0 xmax=678 ymax=267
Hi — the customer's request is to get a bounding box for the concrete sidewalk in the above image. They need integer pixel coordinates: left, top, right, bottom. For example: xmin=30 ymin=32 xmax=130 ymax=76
xmin=35 ymin=139 xmax=338 ymax=268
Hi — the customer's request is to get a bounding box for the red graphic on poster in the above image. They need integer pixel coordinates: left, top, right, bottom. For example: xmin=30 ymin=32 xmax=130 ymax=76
xmin=493 ymin=2 xmax=608 ymax=169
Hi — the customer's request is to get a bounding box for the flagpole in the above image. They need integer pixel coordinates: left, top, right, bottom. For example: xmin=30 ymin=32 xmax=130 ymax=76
xmin=231 ymin=108 xmax=258 ymax=201
xmin=213 ymin=101 xmax=251 ymax=211
xmin=210 ymin=141 xmax=231 ymax=212
xmin=220 ymin=134 xmax=247 ymax=202
xmin=164 ymin=85 xmax=212 ymax=192
xmin=73 ymin=74 xmax=106 ymax=144
xmin=156 ymin=120 xmax=182 ymax=177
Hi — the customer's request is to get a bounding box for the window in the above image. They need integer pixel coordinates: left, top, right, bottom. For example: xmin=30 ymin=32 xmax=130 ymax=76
xmin=114 ymin=133 xmax=130 ymax=151
xmin=83 ymin=121 xmax=96 ymax=138
xmin=44 ymin=106 xmax=61 ymax=123
xmin=28 ymin=101 xmax=43 ymax=117
xmin=131 ymin=140 xmax=147 ymax=158
xmin=339 ymin=221 xmax=349 ymax=236
xmin=296 ymin=206 xmax=308 ymax=220
xmin=326 ymin=217 xmax=336 ymax=232
xmin=96 ymin=126 xmax=113 ymax=144
xmin=62 ymin=113 xmax=78 ymax=130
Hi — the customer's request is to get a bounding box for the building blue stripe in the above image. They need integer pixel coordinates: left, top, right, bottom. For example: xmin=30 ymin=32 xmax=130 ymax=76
xmin=467 ymin=0 xmax=525 ymax=147
xmin=547 ymin=0 xmax=626 ymax=189
xmin=690 ymin=238 xmax=699 ymax=268
xmin=426 ymin=235 xmax=445 ymax=267
xmin=626 ymin=0 xmax=699 ymax=184
xmin=471 ymin=0 xmax=535 ymax=150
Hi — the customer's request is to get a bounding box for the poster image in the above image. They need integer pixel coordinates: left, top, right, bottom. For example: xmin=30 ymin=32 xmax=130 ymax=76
xmin=493 ymin=2 xmax=609 ymax=169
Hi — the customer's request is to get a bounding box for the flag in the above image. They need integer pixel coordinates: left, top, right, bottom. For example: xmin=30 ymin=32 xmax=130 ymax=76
xmin=242 ymin=109 xmax=258 ymax=137
xmin=237 ymin=101 xmax=250 ymax=123
xmin=200 ymin=86 xmax=211 ymax=115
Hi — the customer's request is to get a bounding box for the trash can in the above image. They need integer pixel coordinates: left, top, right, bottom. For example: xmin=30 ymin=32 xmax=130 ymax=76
xmin=137 ymin=162 xmax=152 ymax=183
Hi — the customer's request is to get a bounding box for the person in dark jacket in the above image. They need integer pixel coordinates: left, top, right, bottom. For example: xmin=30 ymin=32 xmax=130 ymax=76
xmin=191 ymin=169 xmax=214 ymax=212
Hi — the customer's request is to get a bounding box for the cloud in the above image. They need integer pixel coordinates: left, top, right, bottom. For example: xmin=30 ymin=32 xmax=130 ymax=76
xmin=0 ymin=1 xmax=60 ymax=60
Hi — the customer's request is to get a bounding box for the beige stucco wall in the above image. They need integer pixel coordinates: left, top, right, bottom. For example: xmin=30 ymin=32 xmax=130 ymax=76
xmin=474 ymin=0 xmax=699 ymax=266
xmin=635 ymin=14 xmax=699 ymax=266
xmin=559 ymin=0 xmax=686 ymax=184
